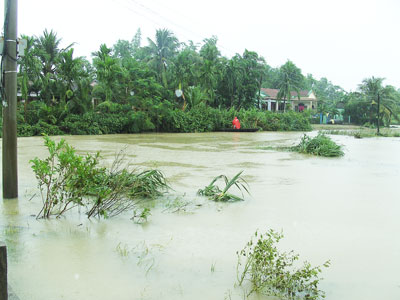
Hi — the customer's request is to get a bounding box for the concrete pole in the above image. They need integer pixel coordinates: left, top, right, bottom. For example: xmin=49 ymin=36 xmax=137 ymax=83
xmin=2 ymin=0 xmax=18 ymax=199
xmin=0 ymin=242 xmax=7 ymax=300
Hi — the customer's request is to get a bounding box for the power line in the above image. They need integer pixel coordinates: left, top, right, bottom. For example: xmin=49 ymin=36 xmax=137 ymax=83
xmin=114 ymin=0 xmax=236 ymax=56
xmin=110 ymin=0 xmax=166 ymax=31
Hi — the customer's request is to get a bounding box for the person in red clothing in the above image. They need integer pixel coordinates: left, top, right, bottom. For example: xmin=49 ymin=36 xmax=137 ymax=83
xmin=232 ymin=117 xmax=241 ymax=129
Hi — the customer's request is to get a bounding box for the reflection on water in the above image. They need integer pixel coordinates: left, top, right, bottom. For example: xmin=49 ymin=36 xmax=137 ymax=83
xmin=1 ymin=132 xmax=400 ymax=300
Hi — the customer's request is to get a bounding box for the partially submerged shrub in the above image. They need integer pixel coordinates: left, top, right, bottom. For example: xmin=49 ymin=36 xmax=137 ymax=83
xmin=291 ymin=133 xmax=344 ymax=157
xmin=31 ymin=136 xmax=168 ymax=219
xmin=87 ymin=152 xmax=168 ymax=218
xmin=30 ymin=136 xmax=101 ymax=218
xmin=197 ymin=171 xmax=249 ymax=202
xmin=353 ymin=131 xmax=362 ymax=139
xmin=237 ymin=229 xmax=330 ymax=299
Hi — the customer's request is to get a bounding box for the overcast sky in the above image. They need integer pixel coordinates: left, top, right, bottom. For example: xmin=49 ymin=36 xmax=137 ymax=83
xmin=3 ymin=0 xmax=400 ymax=91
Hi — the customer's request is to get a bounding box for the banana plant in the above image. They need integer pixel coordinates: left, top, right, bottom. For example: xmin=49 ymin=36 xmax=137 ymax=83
xmin=197 ymin=171 xmax=249 ymax=202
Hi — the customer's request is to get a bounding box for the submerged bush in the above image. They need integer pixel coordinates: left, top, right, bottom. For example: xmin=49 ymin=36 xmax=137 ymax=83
xmin=30 ymin=136 xmax=101 ymax=218
xmin=197 ymin=171 xmax=249 ymax=202
xmin=237 ymin=229 xmax=330 ymax=299
xmin=87 ymin=152 xmax=168 ymax=218
xmin=30 ymin=136 xmax=168 ymax=219
xmin=291 ymin=133 xmax=344 ymax=157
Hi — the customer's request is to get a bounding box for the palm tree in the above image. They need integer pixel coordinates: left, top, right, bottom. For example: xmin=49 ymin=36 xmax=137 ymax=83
xmin=277 ymin=60 xmax=304 ymax=112
xmin=92 ymin=44 xmax=120 ymax=103
xmin=35 ymin=29 xmax=73 ymax=76
xmin=146 ymin=29 xmax=179 ymax=87
xmin=224 ymin=55 xmax=242 ymax=107
xmin=199 ymin=37 xmax=221 ymax=106
xmin=18 ymin=35 xmax=41 ymax=114
xmin=359 ymin=77 xmax=398 ymax=134
xmin=57 ymin=49 xmax=87 ymax=102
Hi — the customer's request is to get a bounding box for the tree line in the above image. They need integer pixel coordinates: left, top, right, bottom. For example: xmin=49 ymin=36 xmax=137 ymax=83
xmin=3 ymin=28 xmax=400 ymax=136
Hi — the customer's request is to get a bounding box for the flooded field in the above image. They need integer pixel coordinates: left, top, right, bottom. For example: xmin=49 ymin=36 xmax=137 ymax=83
xmin=1 ymin=131 xmax=400 ymax=300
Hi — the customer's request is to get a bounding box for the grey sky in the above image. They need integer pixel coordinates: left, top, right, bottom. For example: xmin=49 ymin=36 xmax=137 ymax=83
xmin=3 ymin=0 xmax=400 ymax=91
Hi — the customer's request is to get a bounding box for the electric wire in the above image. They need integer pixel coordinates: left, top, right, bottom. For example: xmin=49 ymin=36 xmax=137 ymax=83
xmin=110 ymin=0 xmax=166 ymax=32
xmin=114 ymin=0 xmax=235 ymax=56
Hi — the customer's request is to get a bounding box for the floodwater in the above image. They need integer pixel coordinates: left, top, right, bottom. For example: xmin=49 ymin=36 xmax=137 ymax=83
xmin=1 ymin=131 xmax=400 ymax=300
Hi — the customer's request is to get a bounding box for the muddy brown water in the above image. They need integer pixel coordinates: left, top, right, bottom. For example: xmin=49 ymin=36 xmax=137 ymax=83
xmin=1 ymin=132 xmax=400 ymax=300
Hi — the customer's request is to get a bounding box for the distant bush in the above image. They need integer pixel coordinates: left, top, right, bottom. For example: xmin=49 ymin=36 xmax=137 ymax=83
xmin=14 ymin=101 xmax=312 ymax=137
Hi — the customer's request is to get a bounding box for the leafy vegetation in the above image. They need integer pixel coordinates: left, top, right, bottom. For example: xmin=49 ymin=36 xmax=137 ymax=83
xmin=30 ymin=136 xmax=168 ymax=219
xmin=291 ymin=133 xmax=344 ymax=157
xmin=197 ymin=171 xmax=249 ymax=202
xmin=321 ymin=128 xmax=400 ymax=138
xmin=13 ymin=28 xmax=400 ymax=136
xmin=237 ymin=229 xmax=330 ymax=299
xmin=30 ymin=136 xmax=101 ymax=218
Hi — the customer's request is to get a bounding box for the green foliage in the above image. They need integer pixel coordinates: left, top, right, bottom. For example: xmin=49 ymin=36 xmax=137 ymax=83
xmin=87 ymin=166 xmax=168 ymax=219
xmin=277 ymin=60 xmax=305 ymax=112
xmin=197 ymin=171 xmax=249 ymax=202
xmin=237 ymin=229 xmax=330 ymax=299
xmin=132 ymin=207 xmax=151 ymax=224
xmin=30 ymin=136 xmax=168 ymax=219
xmin=291 ymin=133 xmax=344 ymax=157
xmin=60 ymin=107 xmax=155 ymax=135
xmin=321 ymin=128 xmax=400 ymax=138
xmin=30 ymin=135 xmax=101 ymax=218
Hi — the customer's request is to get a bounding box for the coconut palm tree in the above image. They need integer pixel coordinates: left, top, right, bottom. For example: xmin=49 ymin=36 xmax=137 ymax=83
xmin=35 ymin=29 xmax=73 ymax=77
xmin=146 ymin=29 xmax=179 ymax=87
xmin=358 ymin=77 xmax=398 ymax=135
xmin=277 ymin=60 xmax=304 ymax=112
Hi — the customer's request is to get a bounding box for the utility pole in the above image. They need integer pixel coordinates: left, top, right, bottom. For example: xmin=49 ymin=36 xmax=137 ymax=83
xmin=2 ymin=0 xmax=18 ymax=199
xmin=0 ymin=242 xmax=7 ymax=300
xmin=377 ymin=93 xmax=381 ymax=135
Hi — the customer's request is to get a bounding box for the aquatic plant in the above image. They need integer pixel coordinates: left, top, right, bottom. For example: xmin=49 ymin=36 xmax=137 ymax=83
xmin=131 ymin=208 xmax=151 ymax=224
xmin=353 ymin=131 xmax=362 ymax=139
xmin=162 ymin=194 xmax=197 ymax=214
xmin=291 ymin=133 xmax=344 ymax=157
xmin=197 ymin=171 xmax=249 ymax=202
xmin=211 ymin=261 xmax=216 ymax=273
xmin=31 ymin=136 xmax=169 ymax=219
xmin=237 ymin=229 xmax=330 ymax=299
xmin=116 ymin=242 xmax=130 ymax=257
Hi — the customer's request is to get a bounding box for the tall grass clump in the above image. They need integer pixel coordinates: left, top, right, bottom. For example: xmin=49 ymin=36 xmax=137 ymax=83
xmin=31 ymin=136 xmax=168 ymax=219
xmin=237 ymin=229 xmax=330 ymax=299
xmin=197 ymin=171 xmax=249 ymax=202
xmin=291 ymin=133 xmax=344 ymax=157
xmin=87 ymin=151 xmax=168 ymax=218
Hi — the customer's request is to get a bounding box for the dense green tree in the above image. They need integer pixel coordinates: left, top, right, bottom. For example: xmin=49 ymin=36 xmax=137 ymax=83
xmin=277 ymin=60 xmax=304 ymax=112
xmin=113 ymin=39 xmax=134 ymax=61
xmin=18 ymin=35 xmax=42 ymax=116
xmin=358 ymin=77 xmax=399 ymax=134
xmin=131 ymin=28 xmax=142 ymax=53
xmin=219 ymin=55 xmax=242 ymax=107
xmin=169 ymin=43 xmax=201 ymax=93
xmin=199 ymin=37 xmax=222 ymax=106
xmin=146 ymin=29 xmax=179 ymax=87
xmin=240 ymin=50 xmax=266 ymax=108
xmin=92 ymin=44 xmax=121 ymax=103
